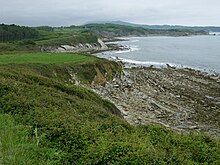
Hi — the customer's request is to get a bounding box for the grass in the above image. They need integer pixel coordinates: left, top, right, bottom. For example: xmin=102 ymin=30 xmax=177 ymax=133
xmin=35 ymin=31 xmax=97 ymax=46
xmin=0 ymin=29 xmax=98 ymax=53
xmin=0 ymin=114 xmax=62 ymax=164
xmin=0 ymin=53 xmax=99 ymax=64
xmin=0 ymin=52 xmax=219 ymax=164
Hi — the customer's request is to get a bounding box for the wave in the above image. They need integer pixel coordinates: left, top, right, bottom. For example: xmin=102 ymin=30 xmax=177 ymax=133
xmin=115 ymin=45 xmax=140 ymax=54
xmin=130 ymin=39 xmax=139 ymax=43
xmin=118 ymin=58 xmax=178 ymax=67
xmin=115 ymin=50 xmax=132 ymax=54
xmin=130 ymin=45 xmax=140 ymax=51
xmin=116 ymin=57 xmax=206 ymax=70
xmin=115 ymin=57 xmax=219 ymax=74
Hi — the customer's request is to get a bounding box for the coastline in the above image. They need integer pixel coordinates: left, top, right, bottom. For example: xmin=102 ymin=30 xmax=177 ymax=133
xmin=91 ymin=36 xmax=220 ymax=136
xmin=98 ymin=35 xmax=220 ymax=75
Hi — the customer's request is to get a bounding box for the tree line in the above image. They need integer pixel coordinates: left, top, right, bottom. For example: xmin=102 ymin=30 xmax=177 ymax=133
xmin=0 ymin=24 xmax=39 ymax=42
xmin=34 ymin=26 xmax=54 ymax=32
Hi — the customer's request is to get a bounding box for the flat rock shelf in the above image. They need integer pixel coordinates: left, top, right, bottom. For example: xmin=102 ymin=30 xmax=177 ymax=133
xmin=92 ymin=67 xmax=220 ymax=136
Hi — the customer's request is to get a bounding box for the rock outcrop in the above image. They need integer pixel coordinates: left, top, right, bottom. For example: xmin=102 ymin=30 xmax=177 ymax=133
xmin=91 ymin=67 xmax=220 ymax=136
xmin=41 ymin=38 xmax=108 ymax=53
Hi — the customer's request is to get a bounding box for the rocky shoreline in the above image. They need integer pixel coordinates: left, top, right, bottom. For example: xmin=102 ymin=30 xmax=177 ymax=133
xmin=91 ymin=65 xmax=220 ymax=136
xmin=40 ymin=37 xmax=129 ymax=54
xmin=41 ymin=35 xmax=220 ymax=136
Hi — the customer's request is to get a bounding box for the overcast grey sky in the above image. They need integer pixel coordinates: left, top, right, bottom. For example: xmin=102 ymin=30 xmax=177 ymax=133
xmin=0 ymin=0 xmax=220 ymax=26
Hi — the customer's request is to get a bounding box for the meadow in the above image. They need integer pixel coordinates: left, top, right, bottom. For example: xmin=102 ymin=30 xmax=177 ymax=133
xmin=0 ymin=53 xmax=98 ymax=64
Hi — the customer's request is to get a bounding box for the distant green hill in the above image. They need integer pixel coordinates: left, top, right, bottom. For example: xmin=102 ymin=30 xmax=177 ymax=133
xmin=66 ymin=23 xmax=208 ymax=37
xmin=89 ymin=21 xmax=220 ymax=32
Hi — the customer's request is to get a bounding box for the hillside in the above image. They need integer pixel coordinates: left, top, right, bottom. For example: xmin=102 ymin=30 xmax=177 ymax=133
xmin=0 ymin=53 xmax=219 ymax=164
xmin=0 ymin=24 xmax=99 ymax=53
xmin=91 ymin=21 xmax=220 ymax=32
xmin=65 ymin=23 xmax=208 ymax=37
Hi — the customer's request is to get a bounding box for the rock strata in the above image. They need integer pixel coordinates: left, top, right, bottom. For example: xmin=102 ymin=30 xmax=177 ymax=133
xmin=41 ymin=38 xmax=109 ymax=53
xmin=91 ymin=67 xmax=220 ymax=136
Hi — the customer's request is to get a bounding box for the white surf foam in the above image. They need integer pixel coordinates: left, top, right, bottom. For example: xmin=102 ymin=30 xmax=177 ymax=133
xmin=116 ymin=57 xmax=186 ymax=68
xmin=130 ymin=45 xmax=140 ymax=51
xmin=130 ymin=39 xmax=139 ymax=43
xmin=115 ymin=45 xmax=140 ymax=54
xmin=115 ymin=50 xmax=132 ymax=54
xmin=116 ymin=57 xmax=218 ymax=74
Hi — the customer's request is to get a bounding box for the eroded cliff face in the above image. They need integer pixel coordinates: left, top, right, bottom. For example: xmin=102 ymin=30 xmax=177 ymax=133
xmin=67 ymin=62 xmax=123 ymax=86
xmin=41 ymin=38 xmax=108 ymax=53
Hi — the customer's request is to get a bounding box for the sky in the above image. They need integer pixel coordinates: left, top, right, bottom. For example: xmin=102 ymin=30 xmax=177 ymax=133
xmin=1 ymin=0 xmax=220 ymax=26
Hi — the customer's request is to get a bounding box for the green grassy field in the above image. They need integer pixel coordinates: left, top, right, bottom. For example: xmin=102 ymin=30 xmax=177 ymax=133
xmin=0 ymin=53 xmax=99 ymax=64
xmin=35 ymin=31 xmax=97 ymax=46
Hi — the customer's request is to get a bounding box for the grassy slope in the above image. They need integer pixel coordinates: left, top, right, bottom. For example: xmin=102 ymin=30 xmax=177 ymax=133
xmin=0 ymin=114 xmax=60 ymax=164
xmin=0 ymin=53 xmax=98 ymax=64
xmin=0 ymin=30 xmax=98 ymax=53
xmin=66 ymin=24 xmax=208 ymax=37
xmin=0 ymin=53 xmax=219 ymax=164
xmin=36 ymin=30 xmax=97 ymax=46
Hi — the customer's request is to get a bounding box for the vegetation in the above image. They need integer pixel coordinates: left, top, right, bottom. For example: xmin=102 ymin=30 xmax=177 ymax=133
xmin=0 ymin=24 xmax=39 ymax=42
xmin=34 ymin=26 xmax=54 ymax=32
xmin=60 ymin=23 xmax=208 ymax=37
xmin=0 ymin=23 xmax=208 ymax=53
xmin=0 ymin=23 xmax=217 ymax=164
xmin=0 ymin=53 xmax=98 ymax=64
xmin=0 ymin=53 xmax=219 ymax=164
xmin=103 ymin=21 xmax=220 ymax=32
xmin=0 ymin=31 xmax=98 ymax=53
xmin=36 ymin=31 xmax=97 ymax=46
xmin=0 ymin=114 xmax=60 ymax=164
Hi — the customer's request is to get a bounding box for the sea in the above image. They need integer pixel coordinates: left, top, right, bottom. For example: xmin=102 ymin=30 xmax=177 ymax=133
xmin=96 ymin=35 xmax=220 ymax=74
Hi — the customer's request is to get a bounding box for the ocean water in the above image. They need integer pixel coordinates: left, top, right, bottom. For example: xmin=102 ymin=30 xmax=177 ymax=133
xmin=97 ymin=36 xmax=220 ymax=73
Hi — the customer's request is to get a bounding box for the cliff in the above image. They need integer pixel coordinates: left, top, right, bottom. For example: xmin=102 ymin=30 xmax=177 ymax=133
xmin=40 ymin=38 xmax=109 ymax=53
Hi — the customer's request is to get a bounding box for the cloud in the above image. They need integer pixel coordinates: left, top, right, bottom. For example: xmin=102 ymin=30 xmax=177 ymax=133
xmin=0 ymin=0 xmax=219 ymax=26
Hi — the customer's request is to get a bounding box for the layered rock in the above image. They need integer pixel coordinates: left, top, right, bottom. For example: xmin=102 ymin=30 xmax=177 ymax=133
xmin=91 ymin=67 xmax=220 ymax=136
xmin=41 ymin=38 xmax=108 ymax=53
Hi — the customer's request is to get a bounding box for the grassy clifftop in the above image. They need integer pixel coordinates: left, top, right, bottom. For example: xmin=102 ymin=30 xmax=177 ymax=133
xmin=0 ymin=53 xmax=219 ymax=164
xmin=0 ymin=53 xmax=122 ymax=84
